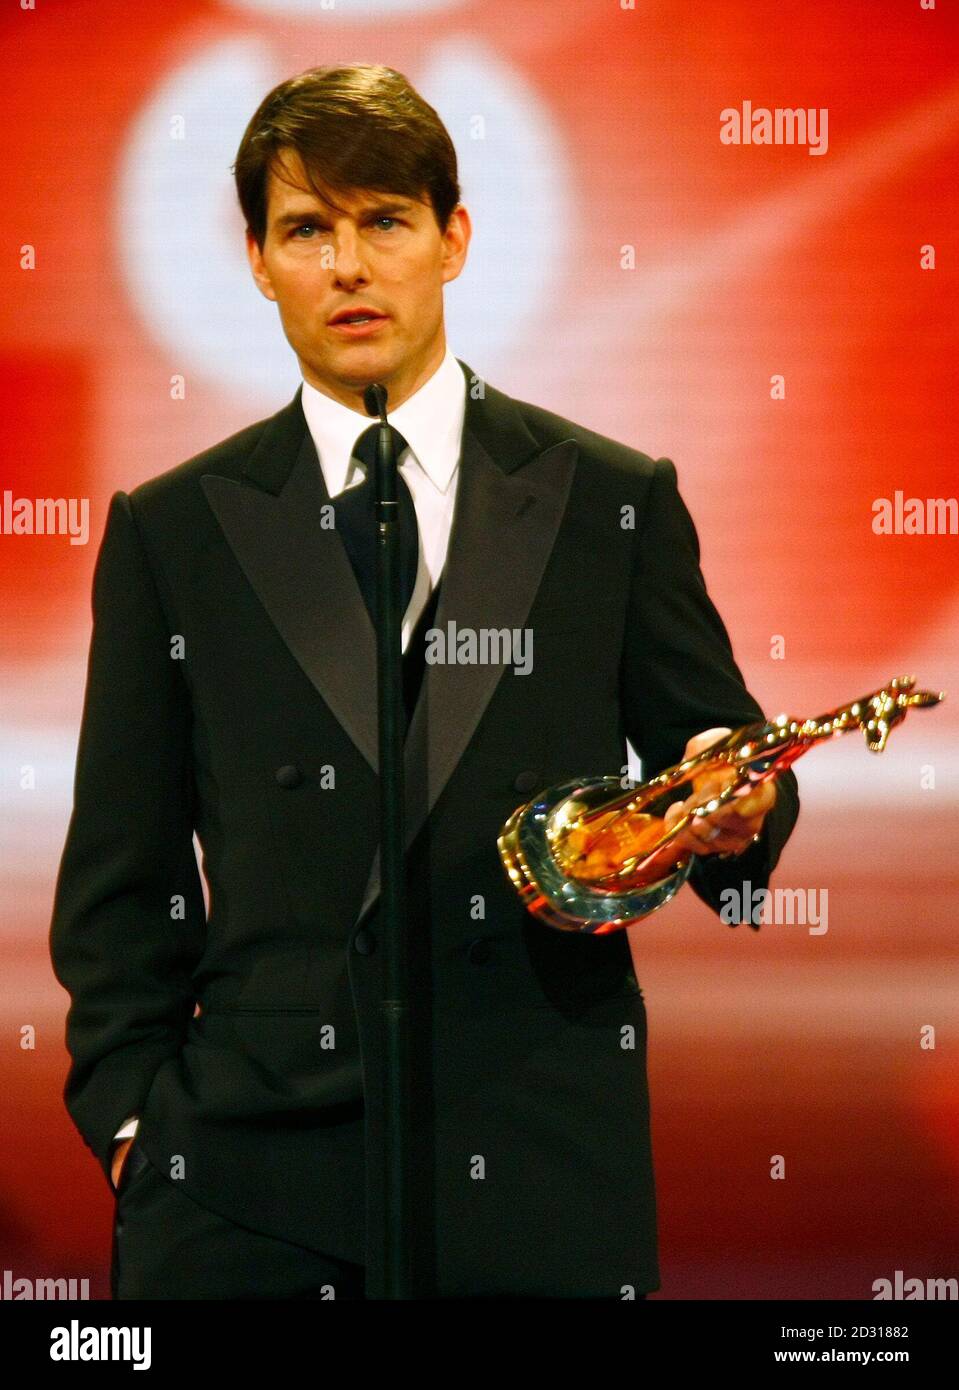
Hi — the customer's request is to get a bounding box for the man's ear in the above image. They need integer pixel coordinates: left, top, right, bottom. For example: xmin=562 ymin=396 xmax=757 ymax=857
xmin=440 ymin=204 xmax=471 ymax=287
xmin=246 ymin=228 xmax=277 ymax=302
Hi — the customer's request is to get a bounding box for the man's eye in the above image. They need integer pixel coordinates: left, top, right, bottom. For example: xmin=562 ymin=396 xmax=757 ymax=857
xmin=289 ymin=216 xmax=400 ymax=239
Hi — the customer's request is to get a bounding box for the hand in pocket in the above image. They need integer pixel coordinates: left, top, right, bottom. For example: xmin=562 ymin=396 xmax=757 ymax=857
xmin=111 ymin=1136 xmax=136 ymax=1194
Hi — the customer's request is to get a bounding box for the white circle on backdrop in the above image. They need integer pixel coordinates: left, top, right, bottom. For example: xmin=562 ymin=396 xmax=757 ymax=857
xmin=227 ymin=0 xmax=464 ymax=13
xmin=114 ymin=36 xmax=571 ymax=409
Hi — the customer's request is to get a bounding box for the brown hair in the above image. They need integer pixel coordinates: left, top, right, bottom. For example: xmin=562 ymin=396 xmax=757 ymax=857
xmin=233 ymin=63 xmax=461 ymax=248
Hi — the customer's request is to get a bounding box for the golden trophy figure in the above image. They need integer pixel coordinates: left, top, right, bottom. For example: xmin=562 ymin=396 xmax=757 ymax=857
xmin=498 ymin=675 xmax=945 ymax=933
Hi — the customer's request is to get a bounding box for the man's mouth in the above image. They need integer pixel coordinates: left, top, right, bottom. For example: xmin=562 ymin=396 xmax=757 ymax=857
xmin=328 ymin=311 xmax=391 ymax=339
xmin=328 ymin=307 xmax=388 ymax=325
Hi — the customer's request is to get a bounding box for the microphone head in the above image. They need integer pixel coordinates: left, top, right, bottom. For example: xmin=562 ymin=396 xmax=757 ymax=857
xmin=363 ymin=383 xmax=387 ymax=418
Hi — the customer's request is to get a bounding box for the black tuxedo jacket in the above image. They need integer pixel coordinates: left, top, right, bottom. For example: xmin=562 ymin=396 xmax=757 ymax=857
xmin=50 ymin=357 xmax=799 ymax=1297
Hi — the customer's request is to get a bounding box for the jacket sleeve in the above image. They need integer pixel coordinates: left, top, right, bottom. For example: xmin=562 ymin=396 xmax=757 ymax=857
xmin=49 ymin=490 xmax=207 ymax=1183
xmin=618 ymin=456 xmax=800 ymax=926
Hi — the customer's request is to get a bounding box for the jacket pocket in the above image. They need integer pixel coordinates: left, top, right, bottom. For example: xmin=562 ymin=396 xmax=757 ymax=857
xmin=204 ymin=944 xmax=350 ymax=1014
xmin=174 ymin=1007 xmax=364 ymax=1117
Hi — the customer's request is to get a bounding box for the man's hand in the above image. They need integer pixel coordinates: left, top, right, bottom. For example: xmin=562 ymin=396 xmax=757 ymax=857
xmin=662 ymin=727 xmax=777 ymax=858
xmin=111 ymin=1136 xmax=135 ymax=1192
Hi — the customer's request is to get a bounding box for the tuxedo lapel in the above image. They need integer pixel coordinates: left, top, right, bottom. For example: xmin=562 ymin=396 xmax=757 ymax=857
xmin=200 ymin=359 xmax=578 ymax=929
xmin=201 ymin=399 xmax=381 ymax=772
xmin=356 ymin=414 xmax=578 ymax=925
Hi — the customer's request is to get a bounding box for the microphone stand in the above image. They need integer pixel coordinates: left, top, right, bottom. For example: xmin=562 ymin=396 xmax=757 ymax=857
xmin=362 ymin=383 xmax=414 ymax=1300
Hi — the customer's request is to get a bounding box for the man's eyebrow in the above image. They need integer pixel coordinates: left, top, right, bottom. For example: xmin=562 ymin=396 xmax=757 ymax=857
xmin=273 ymin=201 xmax=416 ymax=229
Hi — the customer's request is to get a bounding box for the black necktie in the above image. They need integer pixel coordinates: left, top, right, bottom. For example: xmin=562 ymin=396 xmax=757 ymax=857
xmin=334 ymin=423 xmax=420 ymax=627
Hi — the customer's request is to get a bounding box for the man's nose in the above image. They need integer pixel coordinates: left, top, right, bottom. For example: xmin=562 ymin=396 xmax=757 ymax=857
xmin=331 ymin=226 xmax=369 ymax=286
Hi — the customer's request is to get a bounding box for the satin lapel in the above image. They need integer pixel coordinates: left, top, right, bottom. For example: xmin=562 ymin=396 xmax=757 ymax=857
xmin=353 ymin=415 xmax=578 ymax=928
xmin=200 ymin=396 xmax=380 ymax=771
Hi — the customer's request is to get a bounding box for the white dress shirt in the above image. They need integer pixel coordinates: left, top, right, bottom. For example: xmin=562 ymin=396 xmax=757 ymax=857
xmin=304 ymin=341 xmax=466 ymax=650
xmin=111 ymin=344 xmax=467 ymax=1152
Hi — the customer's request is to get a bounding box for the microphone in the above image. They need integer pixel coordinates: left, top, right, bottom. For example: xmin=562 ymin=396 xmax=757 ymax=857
xmin=362 ymin=382 xmax=396 ymax=520
xmin=361 ymin=383 xmax=397 ymax=522
xmin=359 ymin=382 xmax=410 ymax=1281
xmin=363 ymin=382 xmax=388 ymax=423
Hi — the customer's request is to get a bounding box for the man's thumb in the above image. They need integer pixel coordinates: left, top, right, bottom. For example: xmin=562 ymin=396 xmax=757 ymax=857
xmin=684 ymin=726 xmax=732 ymax=759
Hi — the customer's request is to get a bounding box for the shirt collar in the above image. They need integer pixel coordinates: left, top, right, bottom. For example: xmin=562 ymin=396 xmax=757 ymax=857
xmin=300 ymin=344 xmax=466 ymax=497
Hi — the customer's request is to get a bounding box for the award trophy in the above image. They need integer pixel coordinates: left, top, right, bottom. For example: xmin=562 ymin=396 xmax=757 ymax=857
xmin=498 ymin=675 xmax=945 ymax=933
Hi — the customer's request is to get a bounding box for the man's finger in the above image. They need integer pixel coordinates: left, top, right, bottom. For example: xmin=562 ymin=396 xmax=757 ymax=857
xmin=730 ymin=783 xmax=776 ymax=818
xmin=683 ymin=727 xmax=732 ymax=759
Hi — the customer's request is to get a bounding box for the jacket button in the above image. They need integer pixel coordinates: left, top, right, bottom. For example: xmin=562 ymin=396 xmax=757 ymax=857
xmin=467 ymin=937 xmax=492 ymax=965
xmin=513 ymin=770 xmax=541 ymax=794
xmin=275 ymin=764 xmax=302 ymax=788
xmin=353 ymin=929 xmax=376 ymax=956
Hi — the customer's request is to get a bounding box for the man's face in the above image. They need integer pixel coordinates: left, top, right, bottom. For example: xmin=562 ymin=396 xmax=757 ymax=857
xmin=246 ymin=150 xmax=471 ymax=410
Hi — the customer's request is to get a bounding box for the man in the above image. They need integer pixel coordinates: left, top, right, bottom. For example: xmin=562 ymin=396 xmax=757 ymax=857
xmin=50 ymin=63 xmax=799 ymax=1299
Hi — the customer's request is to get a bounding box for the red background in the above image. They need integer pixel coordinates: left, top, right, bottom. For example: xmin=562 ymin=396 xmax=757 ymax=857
xmin=1 ymin=0 xmax=956 ymax=1299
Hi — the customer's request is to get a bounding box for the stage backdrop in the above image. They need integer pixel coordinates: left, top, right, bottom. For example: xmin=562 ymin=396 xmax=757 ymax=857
xmin=1 ymin=0 xmax=956 ymax=1299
